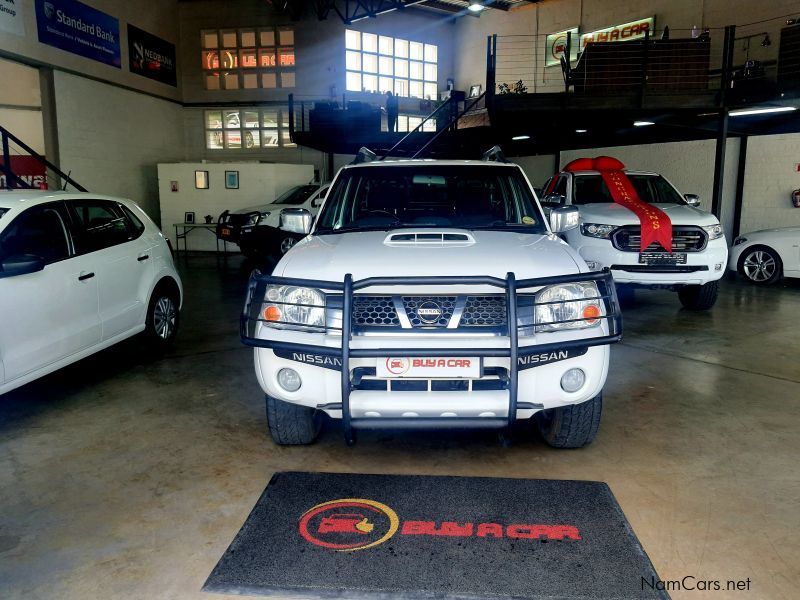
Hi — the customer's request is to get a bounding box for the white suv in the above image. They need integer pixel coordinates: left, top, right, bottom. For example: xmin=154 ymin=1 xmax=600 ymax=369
xmin=242 ymin=157 xmax=622 ymax=448
xmin=0 ymin=192 xmax=182 ymax=395
xmin=542 ymin=169 xmax=728 ymax=309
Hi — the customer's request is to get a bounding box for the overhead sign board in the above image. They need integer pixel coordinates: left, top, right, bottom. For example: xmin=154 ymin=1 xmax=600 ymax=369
xmin=580 ymin=17 xmax=655 ymax=49
xmin=545 ymin=27 xmax=579 ymax=67
xmin=0 ymin=0 xmax=25 ymax=35
xmin=35 ymin=0 xmax=121 ymax=68
xmin=127 ymin=24 xmax=177 ymax=86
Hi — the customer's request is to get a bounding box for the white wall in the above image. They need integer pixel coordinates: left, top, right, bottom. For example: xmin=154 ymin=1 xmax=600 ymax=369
xmin=157 ymin=162 xmax=314 ymax=251
xmin=0 ymin=57 xmax=44 ymax=155
xmin=740 ymin=133 xmax=800 ymax=234
xmin=511 ymin=154 xmax=558 ymax=191
xmin=53 ymin=71 xmax=185 ymax=223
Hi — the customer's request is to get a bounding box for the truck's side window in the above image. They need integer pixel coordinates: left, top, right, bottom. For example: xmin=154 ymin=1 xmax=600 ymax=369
xmin=542 ymin=175 xmax=568 ymax=207
xmin=0 ymin=204 xmax=72 ymax=264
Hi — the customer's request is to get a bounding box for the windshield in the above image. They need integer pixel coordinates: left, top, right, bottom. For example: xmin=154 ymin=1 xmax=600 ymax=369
xmin=272 ymin=184 xmax=320 ymax=206
xmin=573 ymin=174 xmax=686 ymax=205
xmin=316 ymin=165 xmax=546 ymax=234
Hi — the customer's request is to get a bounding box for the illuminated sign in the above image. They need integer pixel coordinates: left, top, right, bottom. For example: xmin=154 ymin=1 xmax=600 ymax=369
xmin=545 ymin=27 xmax=579 ymax=67
xmin=580 ymin=17 xmax=655 ymax=49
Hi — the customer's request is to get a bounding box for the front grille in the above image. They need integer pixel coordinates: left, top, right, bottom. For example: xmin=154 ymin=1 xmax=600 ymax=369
xmin=222 ymin=212 xmax=257 ymax=227
xmin=612 ymin=226 xmax=707 ymax=252
xmin=463 ymin=296 xmax=506 ymax=326
xmin=352 ymin=296 xmax=400 ymax=326
xmin=342 ymin=295 xmax=507 ymax=329
xmin=403 ymin=296 xmax=456 ymax=327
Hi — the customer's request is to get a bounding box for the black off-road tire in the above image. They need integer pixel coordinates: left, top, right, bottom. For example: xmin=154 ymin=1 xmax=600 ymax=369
xmin=678 ymin=280 xmax=719 ymax=310
xmin=266 ymin=394 xmax=322 ymax=445
xmin=144 ymin=281 xmax=180 ymax=348
xmin=737 ymin=245 xmax=782 ymax=285
xmin=535 ymin=393 xmax=602 ymax=448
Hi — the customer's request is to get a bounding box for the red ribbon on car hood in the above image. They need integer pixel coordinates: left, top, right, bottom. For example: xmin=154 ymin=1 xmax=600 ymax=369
xmin=556 ymin=156 xmax=673 ymax=253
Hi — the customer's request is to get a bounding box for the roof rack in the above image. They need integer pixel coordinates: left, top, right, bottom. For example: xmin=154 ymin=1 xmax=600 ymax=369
xmin=353 ymin=147 xmax=378 ymax=164
xmin=482 ymin=145 xmax=508 ymax=163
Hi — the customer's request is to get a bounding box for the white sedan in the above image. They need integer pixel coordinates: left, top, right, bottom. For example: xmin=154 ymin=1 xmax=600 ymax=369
xmin=729 ymin=227 xmax=800 ymax=285
xmin=0 ymin=191 xmax=183 ymax=395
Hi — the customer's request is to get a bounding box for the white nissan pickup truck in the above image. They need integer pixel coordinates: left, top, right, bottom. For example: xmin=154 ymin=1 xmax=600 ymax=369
xmin=542 ymin=169 xmax=728 ymax=309
xmin=241 ymin=155 xmax=622 ymax=447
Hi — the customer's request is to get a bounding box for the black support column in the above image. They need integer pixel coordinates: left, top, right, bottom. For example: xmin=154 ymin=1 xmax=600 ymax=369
xmin=732 ymin=136 xmax=748 ymax=239
xmin=710 ymin=109 xmax=729 ymax=219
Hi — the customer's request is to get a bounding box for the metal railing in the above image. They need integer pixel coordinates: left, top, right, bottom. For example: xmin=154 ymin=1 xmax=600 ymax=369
xmin=0 ymin=125 xmax=86 ymax=192
xmin=241 ymin=269 xmax=622 ymax=444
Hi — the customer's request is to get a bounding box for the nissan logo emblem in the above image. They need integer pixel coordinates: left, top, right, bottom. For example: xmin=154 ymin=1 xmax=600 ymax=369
xmin=416 ymin=301 xmax=443 ymax=324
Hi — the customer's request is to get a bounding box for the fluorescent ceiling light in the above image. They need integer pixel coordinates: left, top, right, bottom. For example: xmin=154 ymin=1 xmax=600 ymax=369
xmin=729 ymin=106 xmax=797 ymax=117
xmin=512 ymin=135 xmax=530 ymax=141
xmin=633 ymin=120 xmax=655 ymax=127
xmin=468 ymin=1 xmax=485 ymax=12
xmin=575 ymin=129 xmax=587 ymax=133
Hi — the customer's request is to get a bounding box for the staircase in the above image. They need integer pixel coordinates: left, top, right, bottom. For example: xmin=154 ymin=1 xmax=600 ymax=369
xmin=0 ymin=125 xmax=86 ymax=192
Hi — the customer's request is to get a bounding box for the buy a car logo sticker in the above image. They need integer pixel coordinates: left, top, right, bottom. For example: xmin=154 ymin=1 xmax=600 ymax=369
xmin=299 ymin=498 xmax=581 ymax=551
xmin=298 ymin=499 xmax=400 ymax=551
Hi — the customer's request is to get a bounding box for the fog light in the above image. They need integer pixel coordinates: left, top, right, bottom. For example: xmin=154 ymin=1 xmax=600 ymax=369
xmin=715 ymin=263 xmax=723 ymax=271
xmin=277 ymin=368 xmax=302 ymax=392
xmin=585 ymin=260 xmax=602 ymax=271
xmin=560 ymin=368 xmax=585 ymax=393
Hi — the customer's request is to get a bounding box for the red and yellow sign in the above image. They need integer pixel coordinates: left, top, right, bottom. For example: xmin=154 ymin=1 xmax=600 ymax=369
xmin=298 ymin=497 xmax=581 ymax=552
xmin=580 ymin=17 xmax=655 ymax=49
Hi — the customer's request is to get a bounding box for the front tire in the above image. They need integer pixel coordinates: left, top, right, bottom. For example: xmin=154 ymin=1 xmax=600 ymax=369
xmin=678 ymin=280 xmax=719 ymax=310
xmin=266 ymin=395 xmax=322 ymax=445
xmin=738 ymin=245 xmax=782 ymax=285
xmin=535 ymin=393 xmax=602 ymax=448
xmin=145 ymin=284 xmax=179 ymax=347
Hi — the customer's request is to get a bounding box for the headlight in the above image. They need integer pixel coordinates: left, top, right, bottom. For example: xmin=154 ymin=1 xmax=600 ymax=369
xmin=535 ymin=282 xmax=603 ymax=332
xmin=257 ymin=211 xmax=271 ymax=224
xmin=580 ymin=223 xmax=616 ymax=239
xmin=248 ymin=211 xmax=271 ymax=226
xmin=263 ymin=285 xmax=326 ymax=329
xmin=703 ymin=224 xmax=724 ymax=240
xmin=733 ymin=236 xmax=747 ymax=246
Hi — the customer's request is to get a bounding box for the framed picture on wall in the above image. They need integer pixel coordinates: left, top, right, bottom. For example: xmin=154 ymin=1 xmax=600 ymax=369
xmin=469 ymin=84 xmax=482 ymax=98
xmin=184 ymin=212 xmax=196 ymax=224
xmin=225 ymin=170 xmax=239 ymax=189
xmin=195 ymin=170 xmax=209 ymax=189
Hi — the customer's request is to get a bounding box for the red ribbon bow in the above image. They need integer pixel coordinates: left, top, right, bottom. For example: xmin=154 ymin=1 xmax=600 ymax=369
xmin=559 ymin=156 xmax=673 ymax=253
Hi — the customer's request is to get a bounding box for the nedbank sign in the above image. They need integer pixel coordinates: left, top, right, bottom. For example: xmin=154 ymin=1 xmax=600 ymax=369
xmin=0 ymin=0 xmax=25 ymax=36
xmin=35 ymin=0 xmax=120 ymax=68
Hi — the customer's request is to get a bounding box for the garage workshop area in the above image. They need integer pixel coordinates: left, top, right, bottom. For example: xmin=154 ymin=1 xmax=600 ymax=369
xmin=1 ymin=1 xmax=799 ymax=599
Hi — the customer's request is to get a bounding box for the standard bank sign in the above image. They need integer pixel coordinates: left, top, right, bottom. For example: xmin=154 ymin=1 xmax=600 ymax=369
xmin=35 ymin=0 xmax=120 ymax=68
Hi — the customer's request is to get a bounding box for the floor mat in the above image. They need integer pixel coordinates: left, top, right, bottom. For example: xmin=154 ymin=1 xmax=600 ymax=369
xmin=203 ymin=471 xmax=668 ymax=599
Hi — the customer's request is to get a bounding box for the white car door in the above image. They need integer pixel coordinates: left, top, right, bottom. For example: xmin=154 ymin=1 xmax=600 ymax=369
xmin=66 ymin=199 xmax=154 ymax=341
xmin=0 ymin=202 xmax=101 ymax=384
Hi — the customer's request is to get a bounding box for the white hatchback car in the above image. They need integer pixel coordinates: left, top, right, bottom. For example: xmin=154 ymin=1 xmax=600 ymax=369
xmin=0 ymin=191 xmax=183 ymax=395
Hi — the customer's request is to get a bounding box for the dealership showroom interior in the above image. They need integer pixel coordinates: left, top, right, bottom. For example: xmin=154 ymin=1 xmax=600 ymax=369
xmin=2 ymin=0 xmax=800 ymax=598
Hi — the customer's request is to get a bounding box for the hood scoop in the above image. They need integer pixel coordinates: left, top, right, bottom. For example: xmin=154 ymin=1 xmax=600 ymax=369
xmin=383 ymin=230 xmax=476 ymax=247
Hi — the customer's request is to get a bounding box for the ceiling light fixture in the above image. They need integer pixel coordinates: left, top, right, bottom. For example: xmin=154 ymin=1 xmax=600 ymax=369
xmin=633 ymin=120 xmax=655 ymax=127
xmin=729 ymin=106 xmax=797 ymax=117
xmin=512 ymin=135 xmax=530 ymax=141
xmin=468 ymin=1 xmax=485 ymax=12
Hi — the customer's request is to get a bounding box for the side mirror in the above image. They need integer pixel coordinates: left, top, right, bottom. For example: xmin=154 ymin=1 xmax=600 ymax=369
xmin=0 ymin=254 xmax=46 ymax=278
xmin=549 ymin=206 xmax=580 ymax=233
xmin=280 ymin=208 xmax=313 ymax=234
xmin=684 ymin=194 xmax=701 ymax=207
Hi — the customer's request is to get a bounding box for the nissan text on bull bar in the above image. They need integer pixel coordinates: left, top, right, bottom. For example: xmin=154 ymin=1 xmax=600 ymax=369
xmin=542 ymin=156 xmax=728 ymax=310
xmin=241 ymin=150 xmax=622 ymax=447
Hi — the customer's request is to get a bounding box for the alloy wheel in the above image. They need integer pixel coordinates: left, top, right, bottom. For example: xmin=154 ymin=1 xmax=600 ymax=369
xmin=742 ymin=250 xmax=776 ymax=282
xmin=153 ymin=296 xmax=177 ymax=340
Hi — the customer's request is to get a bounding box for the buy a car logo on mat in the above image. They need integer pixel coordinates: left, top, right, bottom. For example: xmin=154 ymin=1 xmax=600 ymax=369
xmin=298 ymin=498 xmax=581 ymax=552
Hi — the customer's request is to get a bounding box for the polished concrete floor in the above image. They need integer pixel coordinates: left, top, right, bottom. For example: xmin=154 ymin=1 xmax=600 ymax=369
xmin=1 ymin=254 xmax=798 ymax=600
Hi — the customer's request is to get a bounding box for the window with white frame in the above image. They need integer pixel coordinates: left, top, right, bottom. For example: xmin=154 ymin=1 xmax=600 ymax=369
xmin=204 ymin=108 xmax=295 ymax=150
xmin=345 ymin=30 xmax=438 ymax=99
xmin=201 ymin=28 xmax=295 ymax=90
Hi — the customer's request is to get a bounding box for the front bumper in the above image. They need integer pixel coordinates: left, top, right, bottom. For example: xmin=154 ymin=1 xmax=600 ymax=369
xmin=575 ymin=236 xmax=729 ymax=285
xmin=241 ymin=271 xmax=622 ymax=443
